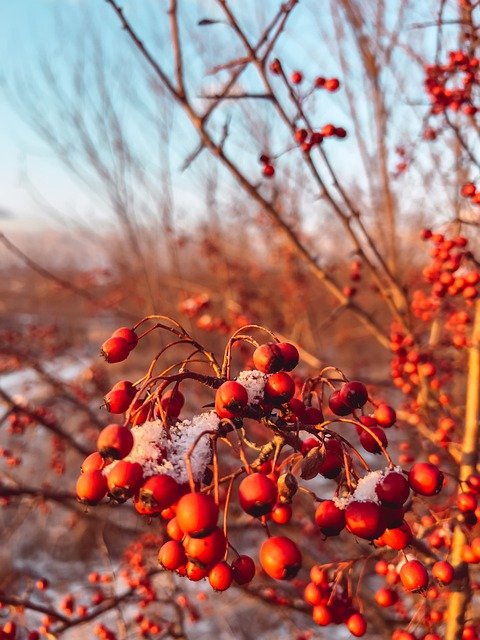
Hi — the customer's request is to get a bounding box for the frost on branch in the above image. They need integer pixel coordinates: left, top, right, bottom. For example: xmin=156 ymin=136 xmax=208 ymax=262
xmin=333 ymin=468 xmax=388 ymax=509
xmin=123 ymin=411 xmax=220 ymax=484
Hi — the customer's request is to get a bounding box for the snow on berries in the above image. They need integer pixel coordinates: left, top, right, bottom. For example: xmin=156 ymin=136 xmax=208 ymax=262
xmin=73 ymin=316 xmax=448 ymax=636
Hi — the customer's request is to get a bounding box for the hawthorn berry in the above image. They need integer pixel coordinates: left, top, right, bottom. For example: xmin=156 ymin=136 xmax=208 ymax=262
xmin=259 ymin=536 xmax=302 ymax=580
xmin=238 ymin=472 xmax=277 ymax=517
xmin=97 ymin=424 xmax=134 ymax=461
xmin=176 ymin=492 xmax=219 ymax=538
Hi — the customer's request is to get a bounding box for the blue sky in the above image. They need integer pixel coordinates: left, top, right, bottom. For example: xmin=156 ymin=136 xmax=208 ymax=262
xmin=0 ymin=0 xmax=458 ymax=236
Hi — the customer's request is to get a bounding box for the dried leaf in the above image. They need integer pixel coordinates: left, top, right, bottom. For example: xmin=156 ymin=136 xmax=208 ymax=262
xmin=198 ymin=19 xmax=220 ymax=26
xmin=300 ymin=444 xmax=326 ymax=480
xmin=277 ymin=472 xmax=298 ymax=503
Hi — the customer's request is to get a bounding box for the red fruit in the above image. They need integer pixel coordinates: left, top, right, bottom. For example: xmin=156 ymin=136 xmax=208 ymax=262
xmin=340 ymin=380 xmax=368 ymax=408
xmin=466 ymin=473 xmax=480 ymax=494
xmin=400 ymin=560 xmax=429 ymax=592
xmin=185 ymin=561 xmax=209 ymax=581
xmin=215 ymin=381 xmax=248 ymax=419
xmin=291 ymin=70 xmax=303 ymax=84
xmin=100 ymin=336 xmax=131 ymax=363
xmin=176 ymin=492 xmax=219 ymax=538
xmin=106 ymin=460 xmax=143 ymax=501
xmin=346 ymin=612 xmax=367 ymax=637
xmin=263 ymin=164 xmax=275 ymax=178
xmin=231 ymin=555 xmax=256 ymax=584
xmin=408 ymin=463 xmax=444 ymax=496
xmin=264 ymin=372 xmax=295 ymax=405
xmin=97 ymin=424 xmax=134 ymax=460
xmin=432 ymin=560 xmax=454 ymax=585
xmin=104 ymin=380 xmax=135 ymax=413
xmin=313 ymin=604 xmax=332 ymax=626
xmin=314 ymin=500 xmax=346 ymax=536
xmin=128 ymin=397 xmax=151 ymax=426
xmin=325 ymin=77 xmax=340 ymax=92
xmin=76 ymin=470 xmax=108 ymax=505
xmin=304 ymin=582 xmax=326 ymax=606
xmin=81 ymin=452 xmax=105 ymax=473
xmin=461 ymin=182 xmax=476 ymax=197
xmin=138 ymin=474 xmax=180 ymax=512
xmin=271 ymin=503 xmax=292 ymax=524
xmin=318 ymin=438 xmax=343 ymax=478
xmin=112 ymin=326 xmax=138 ymax=349
xmin=374 ymin=403 xmax=396 ymax=428
xmin=376 ymin=472 xmax=410 ymax=507
xmin=457 ymin=491 xmax=478 ymax=512
xmin=471 ymin=536 xmax=480 ymax=560
xmin=184 ymin=527 xmax=227 ymax=567
xmin=259 ymin=536 xmax=302 ymax=580
xmin=374 ymin=587 xmax=398 ymax=607
xmin=160 ymin=388 xmax=185 ymax=418
xmin=345 ymin=501 xmax=385 ymax=540
xmin=158 ymin=540 xmax=186 ymax=570
xmin=277 ymin=342 xmax=299 ymax=370
xmin=166 ymin=517 xmax=184 ymax=541
xmin=253 ymin=342 xmax=284 ymax=373
xmin=380 ymin=522 xmax=413 ymax=550
xmin=208 ymin=561 xmax=233 ymax=591
xmin=328 ymin=390 xmax=352 ymax=416
xmin=359 ymin=426 xmax=388 ymax=454
xmin=238 ymin=473 xmax=277 ymax=517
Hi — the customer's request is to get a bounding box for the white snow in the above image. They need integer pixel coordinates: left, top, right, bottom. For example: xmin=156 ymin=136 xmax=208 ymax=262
xmin=235 ymin=369 xmax=267 ymax=405
xmin=332 ymin=467 xmax=392 ymax=510
xmin=119 ymin=412 xmax=220 ymax=484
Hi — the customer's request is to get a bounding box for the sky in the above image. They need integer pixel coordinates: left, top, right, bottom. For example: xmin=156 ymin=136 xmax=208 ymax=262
xmin=0 ymin=0 xmax=458 ymax=241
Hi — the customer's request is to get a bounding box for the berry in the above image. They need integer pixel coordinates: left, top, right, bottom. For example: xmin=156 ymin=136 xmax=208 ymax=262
xmin=346 ymin=612 xmax=367 ymax=637
xmin=208 ymin=561 xmax=233 ymax=591
xmin=400 ymin=560 xmax=429 ymax=592
xmin=345 ymin=501 xmax=385 ymax=540
xmin=231 ymin=555 xmax=256 ymax=584
xmin=106 ymin=460 xmax=144 ymax=501
xmin=76 ymin=470 xmax=108 ymax=505
xmin=253 ymin=342 xmax=283 ymax=373
xmin=339 ymin=380 xmax=368 ymax=408
xmin=259 ymin=536 xmax=302 ymax=580
xmin=158 ymin=540 xmax=186 ymax=570
xmin=215 ymin=381 xmax=248 ymax=419
xmin=97 ymin=424 xmax=134 ymax=460
xmin=138 ymin=474 xmax=181 ymax=512
xmin=374 ymin=403 xmax=396 ymax=427
xmin=238 ymin=473 xmax=277 ymax=517
xmin=376 ymin=471 xmax=410 ymax=507
xmin=100 ymin=336 xmax=131 ymax=363
xmin=264 ymin=372 xmax=295 ymax=405
xmin=408 ymin=462 xmax=444 ymax=496
xmin=176 ymin=492 xmax=219 ymax=538
xmin=432 ymin=560 xmax=454 ymax=585
xmin=314 ymin=500 xmax=346 ymax=536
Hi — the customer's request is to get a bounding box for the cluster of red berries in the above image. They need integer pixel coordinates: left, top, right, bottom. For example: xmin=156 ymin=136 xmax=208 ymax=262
xmin=461 ymin=181 xmax=480 ymax=205
xmin=424 ymin=50 xmax=479 ymax=116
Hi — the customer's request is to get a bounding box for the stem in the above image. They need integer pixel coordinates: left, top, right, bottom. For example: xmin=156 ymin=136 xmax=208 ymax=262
xmin=445 ymin=299 xmax=480 ymax=640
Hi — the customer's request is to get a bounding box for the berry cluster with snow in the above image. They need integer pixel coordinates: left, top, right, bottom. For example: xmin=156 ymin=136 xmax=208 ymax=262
xmin=333 ymin=467 xmax=402 ymax=509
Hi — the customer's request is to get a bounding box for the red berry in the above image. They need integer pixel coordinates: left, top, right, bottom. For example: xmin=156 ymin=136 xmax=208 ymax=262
xmin=376 ymin=472 xmax=410 ymax=507
xmin=291 ymin=71 xmax=303 ymax=84
xmin=325 ymin=77 xmax=340 ymax=92
xmin=253 ymin=342 xmax=283 ymax=373
xmin=263 ymin=164 xmax=275 ymax=178
xmin=271 ymin=503 xmax=292 ymax=524
xmin=111 ymin=327 xmax=138 ymax=349
xmin=374 ymin=403 xmax=396 ymax=427
xmin=259 ymin=536 xmax=302 ymax=580
xmin=76 ymin=470 xmax=108 ymax=505
xmin=374 ymin=587 xmax=398 ymax=607
xmin=238 ymin=473 xmax=277 ymax=517
xmin=400 ymin=560 xmax=429 ymax=592
xmin=160 ymin=388 xmax=185 ymax=418
xmin=231 ymin=555 xmax=256 ymax=584
xmin=313 ymin=604 xmax=332 ymax=625
xmin=328 ymin=390 xmax=352 ymax=416
xmin=264 ymin=372 xmax=295 ymax=405
xmin=208 ymin=561 xmax=233 ymax=591
xmin=380 ymin=521 xmax=413 ymax=550
xmin=345 ymin=500 xmax=385 ymax=540
xmin=106 ymin=460 xmax=144 ymax=501
xmin=432 ymin=560 xmax=454 ymax=585
xmin=101 ymin=336 xmax=131 ymax=363
xmin=176 ymin=492 xmax=219 ymax=538
xmin=277 ymin=342 xmax=299 ymax=370
xmin=315 ymin=500 xmax=346 ymax=536
xmin=346 ymin=612 xmax=367 ymax=637
xmin=408 ymin=462 xmax=444 ymax=496
xmin=81 ymin=452 xmax=105 ymax=474
xmin=457 ymin=491 xmax=477 ymax=512
xmin=138 ymin=474 xmax=180 ymax=512
xmin=97 ymin=424 xmax=134 ymax=460
xmin=104 ymin=380 xmax=135 ymax=413
xmin=184 ymin=527 xmax=227 ymax=567
xmin=340 ymin=380 xmax=368 ymax=408
xmin=158 ymin=540 xmax=186 ymax=570
xmin=215 ymin=381 xmax=248 ymax=419
xmin=359 ymin=425 xmax=388 ymax=454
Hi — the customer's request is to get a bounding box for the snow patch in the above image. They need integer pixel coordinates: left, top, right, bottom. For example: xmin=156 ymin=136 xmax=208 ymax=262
xmin=235 ymin=369 xmax=267 ymax=405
